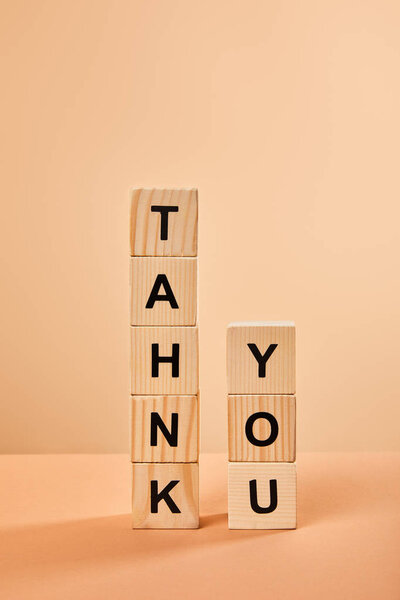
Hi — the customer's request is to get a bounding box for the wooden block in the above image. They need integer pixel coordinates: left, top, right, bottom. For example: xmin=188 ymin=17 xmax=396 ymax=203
xmin=132 ymin=463 xmax=199 ymax=529
xmin=131 ymin=395 xmax=198 ymax=462
xmin=227 ymin=321 xmax=295 ymax=394
xmin=228 ymin=395 xmax=295 ymax=462
xmin=130 ymin=257 xmax=197 ymax=326
xmin=131 ymin=189 xmax=198 ymax=257
xmin=228 ymin=462 xmax=296 ymax=529
xmin=131 ymin=326 xmax=198 ymax=394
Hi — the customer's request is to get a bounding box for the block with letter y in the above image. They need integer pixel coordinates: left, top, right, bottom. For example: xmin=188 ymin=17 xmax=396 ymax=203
xmin=227 ymin=321 xmax=295 ymax=394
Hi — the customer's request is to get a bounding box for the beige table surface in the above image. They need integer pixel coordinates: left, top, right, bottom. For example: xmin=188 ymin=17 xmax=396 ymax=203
xmin=0 ymin=453 xmax=399 ymax=600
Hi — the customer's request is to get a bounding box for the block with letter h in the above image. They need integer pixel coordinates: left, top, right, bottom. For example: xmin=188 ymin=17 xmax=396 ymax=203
xmin=130 ymin=189 xmax=199 ymax=529
xmin=227 ymin=322 xmax=296 ymax=529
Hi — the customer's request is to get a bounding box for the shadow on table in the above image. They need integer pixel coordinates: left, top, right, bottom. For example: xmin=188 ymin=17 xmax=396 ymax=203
xmin=1 ymin=455 xmax=383 ymax=576
xmin=0 ymin=514 xmax=245 ymax=577
xmin=1 ymin=509 xmax=287 ymax=578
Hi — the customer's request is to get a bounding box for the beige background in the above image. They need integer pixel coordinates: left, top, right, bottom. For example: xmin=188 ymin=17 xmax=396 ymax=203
xmin=1 ymin=0 xmax=399 ymax=453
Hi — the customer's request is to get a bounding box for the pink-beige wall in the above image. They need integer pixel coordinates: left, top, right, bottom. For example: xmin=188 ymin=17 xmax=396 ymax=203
xmin=1 ymin=0 xmax=400 ymax=453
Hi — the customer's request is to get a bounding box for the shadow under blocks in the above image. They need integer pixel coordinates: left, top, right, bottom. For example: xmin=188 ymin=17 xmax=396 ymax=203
xmin=227 ymin=321 xmax=297 ymax=529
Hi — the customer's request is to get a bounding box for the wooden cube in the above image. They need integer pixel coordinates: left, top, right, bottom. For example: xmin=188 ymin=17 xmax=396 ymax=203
xmin=130 ymin=257 xmax=197 ymax=326
xmin=132 ymin=463 xmax=199 ymax=529
xmin=131 ymin=395 xmax=198 ymax=463
xmin=228 ymin=395 xmax=295 ymax=462
xmin=131 ymin=327 xmax=198 ymax=394
xmin=228 ymin=462 xmax=296 ymax=529
xmin=131 ymin=189 xmax=198 ymax=257
xmin=227 ymin=321 xmax=295 ymax=394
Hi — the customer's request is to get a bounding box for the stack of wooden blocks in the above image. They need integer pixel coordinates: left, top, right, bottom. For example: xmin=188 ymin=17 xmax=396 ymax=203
xmin=130 ymin=189 xmax=199 ymax=529
xmin=227 ymin=322 xmax=296 ymax=529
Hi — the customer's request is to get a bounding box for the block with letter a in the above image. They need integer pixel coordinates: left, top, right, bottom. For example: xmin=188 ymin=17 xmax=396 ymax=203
xmin=227 ymin=322 xmax=297 ymax=529
xmin=130 ymin=189 xmax=199 ymax=529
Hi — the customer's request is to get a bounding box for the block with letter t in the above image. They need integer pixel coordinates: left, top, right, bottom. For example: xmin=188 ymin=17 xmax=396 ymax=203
xmin=130 ymin=188 xmax=197 ymax=257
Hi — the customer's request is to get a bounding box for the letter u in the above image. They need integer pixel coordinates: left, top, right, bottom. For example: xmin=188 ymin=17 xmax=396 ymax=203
xmin=249 ymin=478 xmax=278 ymax=514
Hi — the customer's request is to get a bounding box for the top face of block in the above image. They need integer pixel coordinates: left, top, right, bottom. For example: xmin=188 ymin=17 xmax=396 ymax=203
xmin=131 ymin=189 xmax=198 ymax=256
xmin=227 ymin=322 xmax=295 ymax=394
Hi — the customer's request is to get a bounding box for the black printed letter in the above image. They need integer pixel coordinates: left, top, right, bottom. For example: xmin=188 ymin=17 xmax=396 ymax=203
xmin=249 ymin=479 xmax=278 ymax=514
xmin=245 ymin=412 xmax=279 ymax=447
xmin=150 ymin=480 xmax=181 ymax=513
xmin=151 ymin=343 xmax=180 ymax=378
xmin=247 ymin=343 xmax=278 ymax=377
xmin=145 ymin=274 xmax=179 ymax=309
xmin=150 ymin=412 xmax=178 ymax=447
xmin=151 ymin=205 xmax=179 ymax=240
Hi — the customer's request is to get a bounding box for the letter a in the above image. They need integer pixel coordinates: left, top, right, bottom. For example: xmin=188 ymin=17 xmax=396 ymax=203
xmin=145 ymin=274 xmax=179 ymax=309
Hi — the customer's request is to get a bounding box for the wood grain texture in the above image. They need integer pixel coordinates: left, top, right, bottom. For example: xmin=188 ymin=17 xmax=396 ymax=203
xmin=130 ymin=257 xmax=197 ymax=326
xmin=228 ymin=395 xmax=296 ymax=462
xmin=131 ymin=395 xmax=198 ymax=463
xmin=132 ymin=463 xmax=199 ymax=529
xmin=227 ymin=322 xmax=295 ymax=394
xmin=131 ymin=189 xmax=198 ymax=257
xmin=131 ymin=327 xmax=198 ymax=394
xmin=228 ymin=462 xmax=296 ymax=529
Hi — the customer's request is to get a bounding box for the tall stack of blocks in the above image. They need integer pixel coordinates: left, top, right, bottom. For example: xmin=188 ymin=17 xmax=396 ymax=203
xmin=130 ymin=189 xmax=199 ymax=529
xmin=227 ymin=322 xmax=296 ymax=529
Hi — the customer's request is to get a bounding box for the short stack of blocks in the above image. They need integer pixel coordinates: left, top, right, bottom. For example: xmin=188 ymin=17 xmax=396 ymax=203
xmin=227 ymin=322 xmax=296 ymax=529
xmin=130 ymin=189 xmax=199 ymax=529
